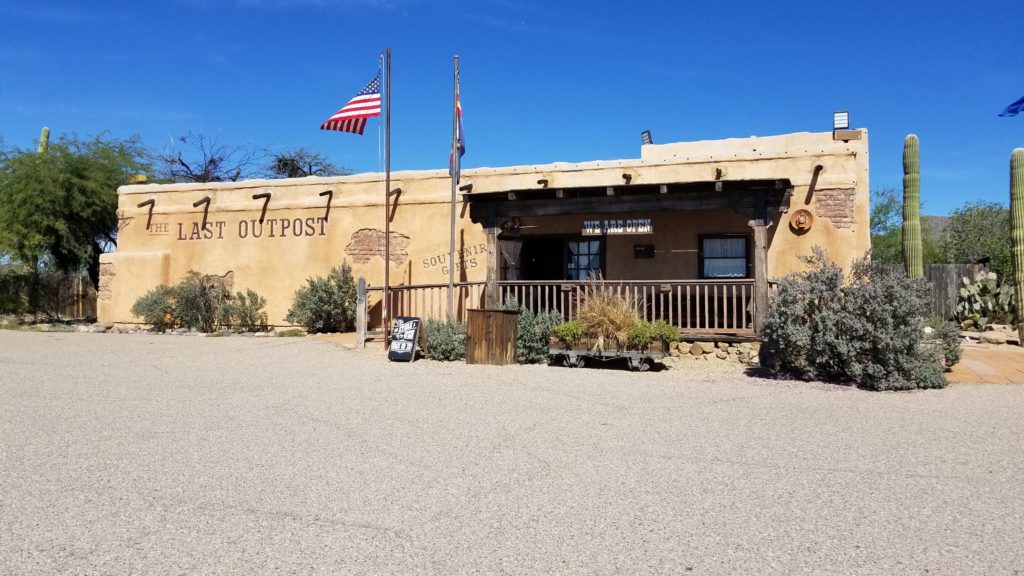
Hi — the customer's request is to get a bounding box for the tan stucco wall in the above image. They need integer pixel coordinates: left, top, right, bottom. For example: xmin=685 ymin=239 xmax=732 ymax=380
xmin=100 ymin=130 xmax=868 ymax=326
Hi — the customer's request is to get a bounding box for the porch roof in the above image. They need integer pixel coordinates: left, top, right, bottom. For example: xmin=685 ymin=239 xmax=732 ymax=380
xmin=464 ymin=178 xmax=792 ymax=223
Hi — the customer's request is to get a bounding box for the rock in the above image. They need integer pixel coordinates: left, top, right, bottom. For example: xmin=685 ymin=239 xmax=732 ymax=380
xmin=727 ymin=346 xmax=739 ymax=354
xmin=173 ymin=328 xmax=189 ymax=335
xmin=749 ymin=342 xmax=761 ymax=353
xmin=923 ymin=326 xmax=935 ymax=335
xmin=739 ymin=352 xmax=750 ymax=363
xmin=985 ymin=324 xmax=1012 ymax=333
xmin=715 ymin=349 xmax=728 ymax=360
xmin=738 ymin=342 xmax=752 ymax=351
xmin=981 ymin=331 xmax=1008 ymax=345
xmin=717 ymin=342 xmax=729 ymax=350
xmin=689 ymin=343 xmax=704 ymax=356
xmin=669 ymin=350 xmax=680 ymax=357
xmin=727 ymin=353 xmax=739 ymax=362
xmin=698 ymin=341 xmax=715 ymax=354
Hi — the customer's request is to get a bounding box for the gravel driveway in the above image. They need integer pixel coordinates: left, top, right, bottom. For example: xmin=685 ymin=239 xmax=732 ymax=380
xmin=1 ymin=331 xmax=1022 ymax=575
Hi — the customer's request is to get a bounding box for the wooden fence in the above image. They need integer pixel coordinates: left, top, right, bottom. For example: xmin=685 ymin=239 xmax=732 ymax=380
xmin=0 ymin=272 xmax=97 ymax=320
xmin=881 ymin=263 xmax=984 ymax=320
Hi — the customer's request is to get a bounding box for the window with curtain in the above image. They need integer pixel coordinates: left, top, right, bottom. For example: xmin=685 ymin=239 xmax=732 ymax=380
xmin=700 ymin=236 xmax=748 ymax=278
xmin=567 ymin=239 xmax=602 ymax=280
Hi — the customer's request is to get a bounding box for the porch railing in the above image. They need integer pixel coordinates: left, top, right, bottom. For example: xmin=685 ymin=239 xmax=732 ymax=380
xmin=369 ymin=282 xmax=487 ymax=323
xmin=500 ymin=280 xmax=753 ymax=334
xmin=371 ymin=279 xmax=754 ymax=335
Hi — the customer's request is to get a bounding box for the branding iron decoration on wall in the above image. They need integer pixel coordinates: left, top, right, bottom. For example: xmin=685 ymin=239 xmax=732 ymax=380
xmin=582 ymin=218 xmax=653 ymax=236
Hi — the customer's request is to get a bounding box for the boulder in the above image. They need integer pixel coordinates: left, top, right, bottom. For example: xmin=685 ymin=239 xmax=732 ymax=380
xmin=689 ymin=343 xmax=704 ymax=356
xmin=727 ymin=346 xmax=739 ymax=354
xmin=717 ymin=342 xmax=729 ymax=351
xmin=981 ymin=331 xmax=1008 ymax=345
xmin=698 ymin=341 xmax=715 ymax=354
xmin=715 ymin=349 xmax=728 ymax=360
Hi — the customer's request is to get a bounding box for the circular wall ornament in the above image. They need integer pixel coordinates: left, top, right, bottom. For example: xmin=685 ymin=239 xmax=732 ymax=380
xmin=789 ymin=209 xmax=814 ymax=233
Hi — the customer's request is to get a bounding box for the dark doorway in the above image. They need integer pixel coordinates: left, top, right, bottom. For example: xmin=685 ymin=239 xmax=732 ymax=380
xmin=520 ymin=237 xmax=565 ymax=280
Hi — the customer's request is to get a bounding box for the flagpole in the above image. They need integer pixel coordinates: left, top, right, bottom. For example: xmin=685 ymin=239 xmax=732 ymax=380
xmin=448 ymin=55 xmax=459 ymax=320
xmin=383 ymin=47 xmax=392 ymax=348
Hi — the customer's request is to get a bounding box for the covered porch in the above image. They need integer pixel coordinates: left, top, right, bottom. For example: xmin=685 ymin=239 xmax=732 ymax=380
xmin=377 ymin=178 xmax=789 ymax=338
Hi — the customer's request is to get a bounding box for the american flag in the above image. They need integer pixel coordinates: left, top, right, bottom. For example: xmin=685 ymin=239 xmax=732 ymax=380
xmin=320 ymin=74 xmax=381 ymax=135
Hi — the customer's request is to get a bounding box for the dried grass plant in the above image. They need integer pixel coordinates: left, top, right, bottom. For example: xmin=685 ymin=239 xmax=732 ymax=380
xmin=576 ymin=279 xmax=641 ymax=352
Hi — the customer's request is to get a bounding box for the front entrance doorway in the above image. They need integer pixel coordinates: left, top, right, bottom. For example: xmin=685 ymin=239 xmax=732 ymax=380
xmin=518 ymin=237 xmax=604 ymax=281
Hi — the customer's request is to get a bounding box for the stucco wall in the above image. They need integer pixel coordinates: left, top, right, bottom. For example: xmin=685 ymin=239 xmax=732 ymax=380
xmin=100 ymin=130 xmax=869 ymax=326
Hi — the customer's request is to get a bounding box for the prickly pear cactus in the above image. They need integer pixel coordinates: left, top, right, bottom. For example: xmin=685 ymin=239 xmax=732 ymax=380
xmin=37 ymin=126 xmax=49 ymax=154
xmin=956 ymin=272 xmax=1016 ymax=330
xmin=1011 ymin=148 xmax=1024 ymax=342
xmin=902 ymin=134 xmax=924 ymax=278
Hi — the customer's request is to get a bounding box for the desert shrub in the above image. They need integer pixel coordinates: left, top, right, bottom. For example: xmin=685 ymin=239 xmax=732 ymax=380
xmin=219 ymin=289 xmax=269 ymax=332
xmin=933 ymin=320 xmax=962 ymax=367
xmin=502 ymin=298 xmax=562 ymax=363
xmin=422 ymin=318 xmax=466 ymax=361
xmin=285 ymin=262 xmax=357 ymax=333
xmin=955 ymin=272 xmax=1016 ymax=330
xmin=130 ymin=285 xmax=178 ymax=331
xmin=576 ymin=285 xmax=640 ymax=349
xmin=652 ymin=319 xmax=681 ymax=344
xmin=174 ymin=271 xmax=231 ymax=332
xmin=627 ymin=321 xmax=656 ymax=350
xmin=761 ymin=247 xmax=951 ymax=391
xmin=552 ymin=320 xmax=585 ymax=347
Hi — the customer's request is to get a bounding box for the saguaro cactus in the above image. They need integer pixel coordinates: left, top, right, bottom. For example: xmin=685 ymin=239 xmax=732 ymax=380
xmin=37 ymin=127 xmax=50 ymax=154
xmin=1011 ymin=148 xmax=1024 ymax=344
xmin=902 ymin=134 xmax=924 ymax=278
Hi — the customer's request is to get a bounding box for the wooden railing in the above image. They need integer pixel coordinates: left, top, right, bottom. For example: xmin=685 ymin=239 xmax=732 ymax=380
xmin=369 ymin=282 xmax=487 ymax=324
xmin=371 ymin=279 xmax=754 ymax=334
xmin=501 ymin=280 xmax=754 ymax=334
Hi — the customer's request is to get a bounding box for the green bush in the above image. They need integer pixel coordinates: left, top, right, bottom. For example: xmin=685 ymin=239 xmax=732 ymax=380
xmin=130 ymin=285 xmax=177 ymax=331
xmin=933 ymin=320 xmax=962 ymax=368
xmin=761 ymin=247 xmax=954 ymax=391
xmin=130 ymin=272 xmax=265 ymax=333
xmin=652 ymin=319 xmax=681 ymax=344
xmin=502 ymin=298 xmax=562 ymax=363
xmin=956 ymin=272 xmax=1016 ymax=330
xmin=627 ymin=321 xmax=657 ymax=351
xmin=552 ymin=320 xmax=585 ymax=347
xmin=174 ymin=271 xmax=230 ymax=332
xmin=285 ymin=262 xmax=357 ymax=333
xmin=220 ymin=289 xmax=269 ymax=332
xmin=422 ymin=318 xmax=466 ymax=361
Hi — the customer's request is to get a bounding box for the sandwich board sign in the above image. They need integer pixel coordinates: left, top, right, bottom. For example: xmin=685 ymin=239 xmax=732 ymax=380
xmin=388 ymin=316 xmax=420 ymax=362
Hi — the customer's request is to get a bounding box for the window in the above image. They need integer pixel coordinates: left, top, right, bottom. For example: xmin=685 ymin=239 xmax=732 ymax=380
xmin=700 ymin=236 xmax=749 ymax=278
xmin=567 ymin=239 xmax=602 ymax=280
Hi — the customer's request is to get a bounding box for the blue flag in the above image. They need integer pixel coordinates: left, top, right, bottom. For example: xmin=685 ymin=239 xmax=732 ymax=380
xmin=999 ymin=95 xmax=1024 ymax=117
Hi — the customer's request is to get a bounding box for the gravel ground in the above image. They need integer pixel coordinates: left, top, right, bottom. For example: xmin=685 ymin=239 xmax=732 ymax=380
xmin=1 ymin=331 xmax=1022 ymax=575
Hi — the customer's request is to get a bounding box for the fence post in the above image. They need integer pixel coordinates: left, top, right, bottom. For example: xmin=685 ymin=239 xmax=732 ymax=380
xmin=356 ymin=277 xmax=366 ymax=348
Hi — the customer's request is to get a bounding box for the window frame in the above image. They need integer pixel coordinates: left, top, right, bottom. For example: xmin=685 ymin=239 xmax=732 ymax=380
xmin=698 ymin=234 xmax=751 ymax=279
xmin=565 ymin=237 xmax=605 ymax=280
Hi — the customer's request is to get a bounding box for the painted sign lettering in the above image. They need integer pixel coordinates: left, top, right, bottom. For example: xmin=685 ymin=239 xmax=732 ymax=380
xmin=582 ymin=218 xmax=653 ymax=236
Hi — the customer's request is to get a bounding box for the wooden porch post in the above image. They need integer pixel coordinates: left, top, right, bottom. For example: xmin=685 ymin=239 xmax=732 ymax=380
xmin=749 ymin=220 xmax=768 ymax=334
xmin=749 ymin=189 xmax=770 ymax=335
xmin=484 ymin=224 xmax=500 ymax=309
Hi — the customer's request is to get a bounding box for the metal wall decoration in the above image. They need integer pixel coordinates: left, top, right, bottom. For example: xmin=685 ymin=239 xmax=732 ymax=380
xmin=252 ymin=192 xmax=272 ymax=224
xmin=136 ymin=198 xmax=156 ymax=230
xmin=319 ymin=189 xmax=333 ymax=222
xmin=192 ymin=196 xmax=211 ymax=230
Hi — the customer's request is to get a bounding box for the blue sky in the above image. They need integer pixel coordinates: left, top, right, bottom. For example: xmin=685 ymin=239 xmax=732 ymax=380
xmin=1 ymin=0 xmax=1021 ymax=215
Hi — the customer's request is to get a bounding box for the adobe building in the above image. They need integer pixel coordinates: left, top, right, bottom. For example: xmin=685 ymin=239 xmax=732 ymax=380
xmin=100 ymin=129 xmax=869 ymax=336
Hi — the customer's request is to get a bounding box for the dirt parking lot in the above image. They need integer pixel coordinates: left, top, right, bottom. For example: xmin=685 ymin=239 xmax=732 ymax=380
xmin=1 ymin=331 xmax=1022 ymax=575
